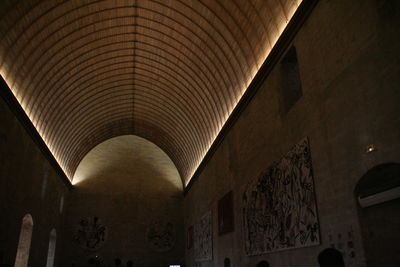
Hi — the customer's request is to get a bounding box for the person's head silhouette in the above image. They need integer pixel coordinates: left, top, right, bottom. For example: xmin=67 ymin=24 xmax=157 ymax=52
xmin=114 ymin=258 xmax=122 ymax=266
xmin=257 ymin=260 xmax=270 ymax=267
xmin=318 ymin=248 xmax=345 ymax=267
xmin=224 ymin=258 xmax=230 ymax=267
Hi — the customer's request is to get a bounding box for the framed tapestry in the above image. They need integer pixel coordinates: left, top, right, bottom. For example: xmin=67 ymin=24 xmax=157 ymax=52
xmin=242 ymin=138 xmax=320 ymax=255
xmin=218 ymin=190 xmax=234 ymax=235
xmin=194 ymin=211 xmax=212 ymax=261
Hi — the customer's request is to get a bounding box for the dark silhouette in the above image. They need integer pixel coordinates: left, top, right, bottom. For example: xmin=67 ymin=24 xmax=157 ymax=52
xmin=88 ymin=257 xmax=100 ymax=266
xmin=127 ymin=260 xmax=134 ymax=267
xmin=224 ymin=258 xmax=231 ymax=267
xmin=257 ymin=260 xmax=270 ymax=267
xmin=318 ymin=248 xmax=345 ymax=267
xmin=0 ymin=251 xmax=10 ymax=267
xmin=114 ymin=258 xmax=122 ymax=266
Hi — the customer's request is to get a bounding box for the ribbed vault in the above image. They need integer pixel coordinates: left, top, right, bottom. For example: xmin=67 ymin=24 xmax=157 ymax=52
xmin=0 ymin=0 xmax=302 ymax=186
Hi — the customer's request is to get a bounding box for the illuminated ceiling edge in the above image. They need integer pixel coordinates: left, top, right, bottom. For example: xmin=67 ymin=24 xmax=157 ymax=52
xmin=0 ymin=0 xmax=317 ymax=190
xmin=0 ymin=76 xmax=73 ymax=189
xmin=183 ymin=0 xmax=319 ymax=193
xmin=182 ymin=2 xmax=304 ymax=187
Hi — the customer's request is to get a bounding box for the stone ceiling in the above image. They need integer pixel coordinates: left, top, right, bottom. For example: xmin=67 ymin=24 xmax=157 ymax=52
xmin=73 ymin=135 xmax=182 ymax=190
xmin=0 ymin=0 xmax=302 ymax=186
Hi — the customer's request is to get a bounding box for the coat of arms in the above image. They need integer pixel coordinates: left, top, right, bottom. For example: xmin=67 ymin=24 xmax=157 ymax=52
xmin=74 ymin=216 xmax=107 ymax=251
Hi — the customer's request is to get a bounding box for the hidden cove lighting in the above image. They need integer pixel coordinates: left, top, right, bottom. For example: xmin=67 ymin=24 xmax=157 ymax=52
xmin=0 ymin=1 xmax=303 ymax=187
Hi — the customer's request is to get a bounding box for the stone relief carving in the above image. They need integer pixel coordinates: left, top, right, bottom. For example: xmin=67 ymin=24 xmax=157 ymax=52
xmin=74 ymin=216 xmax=107 ymax=251
xmin=146 ymin=221 xmax=176 ymax=252
xmin=194 ymin=211 xmax=212 ymax=261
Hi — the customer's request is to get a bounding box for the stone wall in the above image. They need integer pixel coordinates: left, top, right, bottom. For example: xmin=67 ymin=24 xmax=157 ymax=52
xmin=62 ymin=136 xmax=184 ymax=267
xmin=184 ymin=0 xmax=400 ymax=267
xmin=0 ymin=96 xmax=70 ymax=267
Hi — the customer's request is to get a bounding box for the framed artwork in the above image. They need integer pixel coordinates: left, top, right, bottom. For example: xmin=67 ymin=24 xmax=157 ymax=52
xmin=242 ymin=138 xmax=320 ymax=255
xmin=218 ymin=190 xmax=234 ymax=235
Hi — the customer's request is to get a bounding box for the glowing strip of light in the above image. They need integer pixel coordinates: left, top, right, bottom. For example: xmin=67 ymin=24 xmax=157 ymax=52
xmin=184 ymin=1 xmax=302 ymax=186
xmin=0 ymin=68 xmax=71 ymax=181
xmin=2 ymin=1 xmax=302 ymax=187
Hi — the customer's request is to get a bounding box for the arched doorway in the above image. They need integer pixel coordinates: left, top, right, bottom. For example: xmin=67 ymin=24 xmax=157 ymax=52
xmin=46 ymin=229 xmax=57 ymax=267
xmin=355 ymin=163 xmax=400 ymax=266
xmin=14 ymin=214 xmax=33 ymax=267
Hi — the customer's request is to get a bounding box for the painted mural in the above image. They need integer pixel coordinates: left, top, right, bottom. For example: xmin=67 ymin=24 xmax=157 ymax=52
xmin=242 ymin=138 xmax=320 ymax=255
xmin=194 ymin=211 xmax=212 ymax=261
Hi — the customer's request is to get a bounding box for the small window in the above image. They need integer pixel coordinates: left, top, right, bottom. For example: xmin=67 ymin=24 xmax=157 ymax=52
xmin=59 ymin=195 xmax=65 ymax=214
xmin=45 ymin=229 xmax=56 ymax=267
xmin=41 ymin=174 xmax=48 ymax=200
xmin=14 ymin=214 xmax=33 ymax=267
xmin=280 ymin=46 xmax=302 ymax=114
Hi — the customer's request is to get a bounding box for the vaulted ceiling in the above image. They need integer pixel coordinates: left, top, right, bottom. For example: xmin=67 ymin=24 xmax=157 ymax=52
xmin=0 ymin=0 xmax=302 ymax=186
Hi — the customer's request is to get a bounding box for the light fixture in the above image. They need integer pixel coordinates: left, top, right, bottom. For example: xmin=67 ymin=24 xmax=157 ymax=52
xmin=366 ymin=144 xmax=376 ymax=153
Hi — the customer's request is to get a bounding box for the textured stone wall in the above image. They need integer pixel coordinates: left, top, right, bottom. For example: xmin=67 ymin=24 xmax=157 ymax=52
xmin=184 ymin=1 xmax=400 ymax=267
xmin=0 ymin=96 xmax=70 ymax=267
xmin=62 ymin=136 xmax=184 ymax=267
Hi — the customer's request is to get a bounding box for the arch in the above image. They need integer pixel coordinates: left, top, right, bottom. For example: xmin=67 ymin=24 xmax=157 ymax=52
xmin=355 ymin=163 xmax=400 ymax=266
xmin=0 ymin=0 xmax=303 ymax=186
xmin=355 ymin=162 xmax=400 ymax=207
xmin=46 ymin=229 xmax=57 ymax=267
xmin=14 ymin=214 xmax=33 ymax=267
xmin=72 ymin=135 xmax=182 ymax=190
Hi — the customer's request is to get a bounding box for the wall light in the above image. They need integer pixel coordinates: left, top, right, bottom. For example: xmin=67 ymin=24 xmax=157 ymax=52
xmin=366 ymin=144 xmax=377 ymax=153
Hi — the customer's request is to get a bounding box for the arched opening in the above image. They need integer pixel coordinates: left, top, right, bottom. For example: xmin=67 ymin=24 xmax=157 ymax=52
xmin=355 ymin=163 xmax=400 ymax=266
xmin=46 ymin=229 xmax=57 ymax=267
xmin=14 ymin=214 xmax=33 ymax=267
xmin=69 ymin=135 xmax=183 ymax=266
